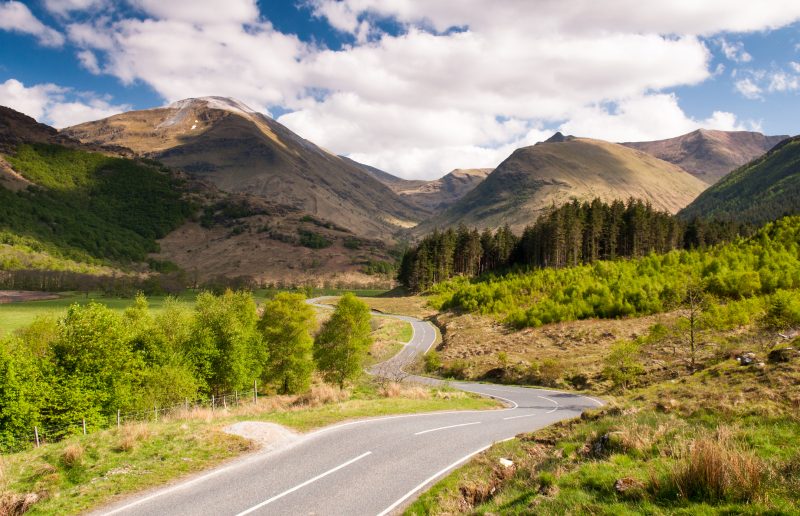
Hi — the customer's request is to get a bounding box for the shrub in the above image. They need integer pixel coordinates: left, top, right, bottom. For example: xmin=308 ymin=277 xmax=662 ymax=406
xmin=60 ymin=443 xmax=84 ymax=468
xmin=602 ymin=341 xmax=644 ymax=391
xmin=424 ymin=351 xmax=442 ymax=373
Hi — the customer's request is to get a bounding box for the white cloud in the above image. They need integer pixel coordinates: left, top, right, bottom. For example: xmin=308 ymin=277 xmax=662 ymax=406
xmin=768 ymin=71 xmax=800 ymax=92
xmin=0 ymin=1 xmax=65 ymax=47
xmin=790 ymin=61 xmax=800 ymax=73
xmin=559 ymin=94 xmax=757 ymax=142
xmin=128 ymin=0 xmax=260 ymax=25
xmin=735 ymin=77 xmax=764 ymax=99
xmin=717 ymin=37 xmax=752 ymax=63
xmin=76 ymin=49 xmax=101 ymax=74
xmin=36 ymin=0 xmax=800 ymax=177
xmin=0 ymin=78 xmax=130 ymax=128
xmin=43 ymin=0 xmax=107 ymax=17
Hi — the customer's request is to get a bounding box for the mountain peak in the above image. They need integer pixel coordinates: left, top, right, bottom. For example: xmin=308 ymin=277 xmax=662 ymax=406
xmin=545 ymin=131 xmax=567 ymax=143
xmin=166 ymin=96 xmax=257 ymax=117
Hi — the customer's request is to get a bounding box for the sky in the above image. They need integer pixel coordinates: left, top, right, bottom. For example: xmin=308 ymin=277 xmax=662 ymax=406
xmin=0 ymin=1 xmax=799 ymax=179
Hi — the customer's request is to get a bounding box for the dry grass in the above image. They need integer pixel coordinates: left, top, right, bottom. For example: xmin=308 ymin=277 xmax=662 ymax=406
xmin=60 ymin=444 xmax=84 ymax=468
xmin=667 ymin=426 xmax=766 ymax=503
xmin=379 ymin=382 xmax=430 ymax=399
xmin=296 ymin=384 xmax=350 ymax=406
xmin=0 ymin=491 xmax=40 ymax=516
xmin=115 ymin=423 xmax=151 ymax=452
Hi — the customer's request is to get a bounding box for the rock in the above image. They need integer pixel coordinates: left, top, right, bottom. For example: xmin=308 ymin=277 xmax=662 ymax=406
xmin=768 ymin=346 xmax=797 ymax=363
xmin=499 ymin=458 xmax=514 ymax=468
xmin=736 ymin=352 xmax=758 ymax=366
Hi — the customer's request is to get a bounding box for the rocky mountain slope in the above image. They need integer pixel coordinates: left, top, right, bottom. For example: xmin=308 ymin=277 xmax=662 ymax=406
xmin=0 ymin=105 xmax=398 ymax=286
xmin=63 ymin=97 xmax=420 ymax=241
xmin=679 ymin=135 xmax=800 ymax=224
xmin=415 ymin=135 xmax=707 ymax=233
xmin=623 ymin=129 xmax=787 ymax=184
xmin=343 ymin=158 xmax=490 ymax=215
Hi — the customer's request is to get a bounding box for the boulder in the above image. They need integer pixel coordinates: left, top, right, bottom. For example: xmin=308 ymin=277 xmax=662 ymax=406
xmin=768 ymin=346 xmax=798 ymax=363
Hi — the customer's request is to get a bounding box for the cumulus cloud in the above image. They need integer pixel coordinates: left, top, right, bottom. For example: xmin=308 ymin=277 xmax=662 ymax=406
xmin=735 ymin=77 xmax=764 ymax=99
xmin=0 ymin=1 xmax=65 ymax=47
xmin=43 ymin=0 xmax=107 ymax=17
xmin=0 ymin=78 xmax=130 ymax=127
xmin=560 ymin=94 xmax=758 ymax=142
xmin=717 ymin=38 xmax=752 ymax=63
xmin=30 ymin=0 xmax=800 ymax=177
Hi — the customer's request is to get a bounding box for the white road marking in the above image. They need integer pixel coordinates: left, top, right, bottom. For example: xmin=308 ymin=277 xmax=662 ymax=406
xmin=538 ymin=395 xmax=560 ymax=413
xmin=414 ymin=421 xmax=481 ymax=435
xmin=376 ymin=444 xmax=492 ymax=516
xmin=503 ymin=412 xmax=540 ymax=420
xmin=235 ymin=452 xmax=372 ymax=516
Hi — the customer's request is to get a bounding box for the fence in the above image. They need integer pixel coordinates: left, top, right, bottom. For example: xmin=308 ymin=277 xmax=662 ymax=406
xmin=8 ymin=381 xmax=262 ymax=454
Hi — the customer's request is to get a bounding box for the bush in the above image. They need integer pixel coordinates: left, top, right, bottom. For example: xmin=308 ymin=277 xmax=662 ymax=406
xmin=424 ymin=351 xmax=442 ymax=373
xmin=298 ymin=230 xmax=332 ymax=249
xmin=602 ymin=341 xmax=644 ymax=391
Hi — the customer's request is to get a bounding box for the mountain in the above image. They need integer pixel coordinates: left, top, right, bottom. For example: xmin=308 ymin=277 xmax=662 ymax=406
xmin=0 ymin=105 xmax=399 ymax=287
xmin=415 ymin=136 xmax=707 ymax=233
xmin=679 ymin=135 xmax=800 ymax=224
xmin=622 ymin=129 xmax=787 ymax=184
xmin=346 ymin=159 xmax=491 ymax=214
xmin=63 ymin=97 xmax=420 ymax=241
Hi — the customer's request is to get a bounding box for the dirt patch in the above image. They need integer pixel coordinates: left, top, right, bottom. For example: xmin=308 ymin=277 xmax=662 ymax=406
xmin=223 ymin=422 xmax=299 ymax=452
xmin=0 ymin=290 xmax=60 ymax=304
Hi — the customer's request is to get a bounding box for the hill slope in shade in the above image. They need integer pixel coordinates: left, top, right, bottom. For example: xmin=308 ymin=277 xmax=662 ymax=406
xmin=416 ymin=137 xmax=707 ymax=233
xmin=623 ymin=129 xmax=787 ymax=184
xmin=63 ymin=97 xmax=420 ymax=241
xmin=679 ymin=135 xmax=800 ymax=224
xmin=343 ymin=157 xmax=490 ymax=214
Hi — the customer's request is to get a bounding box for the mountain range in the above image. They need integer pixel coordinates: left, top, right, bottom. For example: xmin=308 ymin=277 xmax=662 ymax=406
xmin=1 ymin=97 xmax=796 ymax=284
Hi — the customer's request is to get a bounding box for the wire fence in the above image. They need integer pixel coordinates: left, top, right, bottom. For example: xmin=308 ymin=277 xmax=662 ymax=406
xmin=7 ymin=382 xmax=263 ymax=454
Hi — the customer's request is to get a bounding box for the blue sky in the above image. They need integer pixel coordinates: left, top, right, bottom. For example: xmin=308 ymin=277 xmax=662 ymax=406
xmin=1 ymin=1 xmax=799 ymax=178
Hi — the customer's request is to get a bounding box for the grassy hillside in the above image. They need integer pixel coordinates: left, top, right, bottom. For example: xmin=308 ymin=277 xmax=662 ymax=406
xmin=623 ymin=129 xmax=787 ymax=184
xmin=415 ymin=137 xmax=706 ymax=234
xmin=0 ymin=144 xmax=192 ymax=265
xmin=679 ymin=136 xmax=800 ymax=224
xmin=429 ymin=215 xmax=800 ymax=329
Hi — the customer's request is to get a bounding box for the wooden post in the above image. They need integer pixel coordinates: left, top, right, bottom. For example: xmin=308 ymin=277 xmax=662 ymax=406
xmin=253 ymin=380 xmax=257 ymax=403
xmin=223 ymin=394 xmax=227 ymax=409
xmin=154 ymin=404 xmax=158 ymax=422
xmin=117 ymin=409 xmax=120 ymax=428
xmin=82 ymin=418 xmax=87 ymax=435
xmin=235 ymin=390 xmax=238 ymax=406
xmin=34 ymin=426 xmax=40 ymax=448
xmin=211 ymin=394 xmax=215 ymax=411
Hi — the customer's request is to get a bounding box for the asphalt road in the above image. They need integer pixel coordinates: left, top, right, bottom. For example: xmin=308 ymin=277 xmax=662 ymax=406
xmin=98 ymin=299 xmax=602 ymax=516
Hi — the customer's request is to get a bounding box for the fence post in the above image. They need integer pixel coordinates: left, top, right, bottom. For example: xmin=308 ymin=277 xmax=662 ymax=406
xmin=117 ymin=409 xmax=120 ymax=428
xmin=185 ymin=398 xmax=189 ymax=411
xmin=211 ymin=394 xmax=215 ymax=411
xmin=235 ymin=390 xmax=238 ymax=406
xmin=34 ymin=426 xmax=40 ymax=448
xmin=154 ymin=404 xmax=158 ymax=422
xmin=82 ymin=418 xmax=87 ymax=435
xmin=253 ymin=380 xmax=257 ymax=403
xmin=223 ymin=394 xmax=227 ymax=409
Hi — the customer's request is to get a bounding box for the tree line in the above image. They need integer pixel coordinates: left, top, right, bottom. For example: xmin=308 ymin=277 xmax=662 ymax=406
xmin=0 ymin=292 xmax=372 ymax=451
xmin=399 ymin=198 xmax=750 ymax=291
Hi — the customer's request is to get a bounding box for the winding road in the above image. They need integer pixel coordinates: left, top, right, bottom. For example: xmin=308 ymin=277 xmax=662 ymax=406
xmin=98 ymin=299 xmax=602 ymax=516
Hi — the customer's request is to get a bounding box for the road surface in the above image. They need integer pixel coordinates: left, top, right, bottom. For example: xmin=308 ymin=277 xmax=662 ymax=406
xmin=98 ymin=298 xmax=602 ymax=516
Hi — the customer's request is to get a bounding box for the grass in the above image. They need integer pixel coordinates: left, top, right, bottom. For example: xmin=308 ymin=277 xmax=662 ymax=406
xmin=0 ymin=289 xmax=392 ymax=336
xmin=366 ymin=317 xmax=414 ymax=366
xmin=404 ymin=328 xmax=800 ymax=515
xmin=0 ymin=379 xmax=499 ymax=515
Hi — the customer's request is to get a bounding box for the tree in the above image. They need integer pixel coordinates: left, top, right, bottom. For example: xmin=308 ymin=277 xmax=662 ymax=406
xmin=679 ymin=283 xmax=709 ymax=372
xmin=314 ymin=293 xmax=373 ymax=387
xmin=603 ymin=340 xmax=644 ymax=390
xmin=192 ymin=290 xmax=264 ymax=395
xmin=259 ymin=293 xmax=316 ymax=394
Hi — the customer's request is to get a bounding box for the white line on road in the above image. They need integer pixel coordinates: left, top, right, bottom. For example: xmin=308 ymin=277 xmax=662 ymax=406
xmin=538 ymin=396 xmax=560 ymax=413
xmin=503 ymin=412 xmax=540 ymax=420
xmin=235 ymin=452 xmax=372 ymax=516
xmin=376 ymin=444 xmax=492 ymax=516
xmin=414 ymin=421 xmax=481 ymax=435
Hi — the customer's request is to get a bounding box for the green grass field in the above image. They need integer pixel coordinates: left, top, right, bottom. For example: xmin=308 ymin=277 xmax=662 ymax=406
xmin=0 ymin=288 xmax=391 ymax=336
